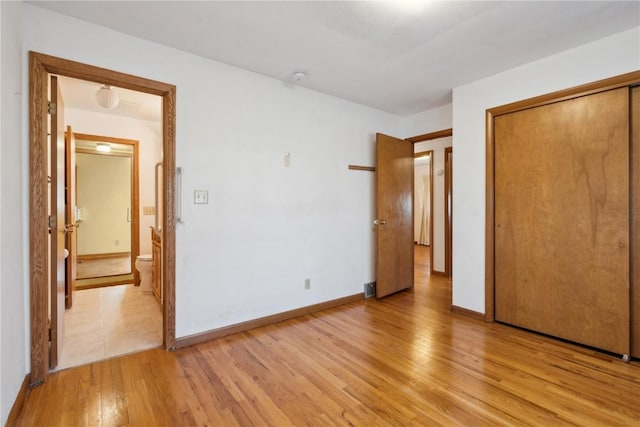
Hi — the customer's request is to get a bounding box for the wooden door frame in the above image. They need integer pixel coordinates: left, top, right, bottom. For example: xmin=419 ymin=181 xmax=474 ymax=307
xmin=485 ymin=70 xmax=640 ymax=323
xmin=444 ymin=147 xmax=452 ymax=278
xmin=414 ymin=150 xmax=434 ymax=274
xmin=29 ymin=51 xmax=176 ymax=386
xmin=74 ymin=133 xmax=140 ymax=286
xmin=406 ymin=128 xmax=453 ymax=277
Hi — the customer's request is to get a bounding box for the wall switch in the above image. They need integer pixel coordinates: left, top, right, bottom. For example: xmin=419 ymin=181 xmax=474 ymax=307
xmin=284 ymin=153 xmax=291 ymax=167
xmin=143 ymin=206 xmax=155 ymax=215
xmin=194 ymin=190 xmax=208 ymax=204
xmin=304 ymin=278 xmax=311 ymax=290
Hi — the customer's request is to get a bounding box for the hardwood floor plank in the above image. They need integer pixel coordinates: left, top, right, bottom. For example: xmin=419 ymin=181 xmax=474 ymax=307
xmin=11 ymin=247 xmax=640 ymax=426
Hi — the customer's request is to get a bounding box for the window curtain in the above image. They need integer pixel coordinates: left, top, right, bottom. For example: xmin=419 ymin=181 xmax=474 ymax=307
xmin=415 ymin=174 xmax=430 ymax=245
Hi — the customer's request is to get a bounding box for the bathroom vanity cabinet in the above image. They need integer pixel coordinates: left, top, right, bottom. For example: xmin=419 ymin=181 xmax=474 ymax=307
xmin=151 ymin=227 xmax=162 ymax=304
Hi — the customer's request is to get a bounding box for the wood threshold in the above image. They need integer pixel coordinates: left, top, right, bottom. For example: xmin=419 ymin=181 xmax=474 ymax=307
xmin=348 ymin=165 xmax=375 ymax=172
xmin=450 ymin=305 xmax=486 ymax=322
xmin=485 ymin=70 xmax=640 ymax=322
xmin=6 ymin=375 xmax=30 ymax=425
xmin=431 ymin=270 xmax=446 ymax=277
xmin=75 ymin=279 xmax=134 ymax=290
xmin=175 ymin=293 xmax=364 ymax=349
xmin=406 ymin=128 xmax=453 ymax=143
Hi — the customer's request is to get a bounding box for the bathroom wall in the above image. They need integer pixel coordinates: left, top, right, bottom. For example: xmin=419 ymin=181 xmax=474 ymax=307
xmin=64 ymin=108 xmax=162 ymax=256
xmin=76 ymin=152 xmax=132 ymax=255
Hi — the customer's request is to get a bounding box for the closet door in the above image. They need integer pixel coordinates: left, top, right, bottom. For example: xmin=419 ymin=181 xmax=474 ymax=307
xmin=632 ymin=86 xmax=640 ymax=358
xmin=495 ymin=88 xmax=630 ymax=355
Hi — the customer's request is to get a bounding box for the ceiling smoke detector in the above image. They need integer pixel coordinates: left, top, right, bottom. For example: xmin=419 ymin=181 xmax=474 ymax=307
xmin=292 ymin=72 xmax=306 ymax=82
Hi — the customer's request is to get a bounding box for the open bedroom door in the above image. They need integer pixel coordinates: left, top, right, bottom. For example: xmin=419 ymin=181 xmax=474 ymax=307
xmin=375 ymin=133 xmax=414 ymax=298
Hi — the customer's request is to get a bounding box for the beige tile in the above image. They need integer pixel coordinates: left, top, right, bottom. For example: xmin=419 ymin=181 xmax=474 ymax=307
xmin=55 ymin=284 xmax=161 ymax=371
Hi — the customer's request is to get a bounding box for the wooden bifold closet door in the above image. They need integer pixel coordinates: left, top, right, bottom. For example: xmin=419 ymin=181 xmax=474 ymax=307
xmin=494 ymin=87 xmax=630 ymax=355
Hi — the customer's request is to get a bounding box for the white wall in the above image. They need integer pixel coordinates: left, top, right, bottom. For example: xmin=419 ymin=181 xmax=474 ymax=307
xmin=21 ymin=4 xmax=402 ymax=338
xmin=65 ymin=108 xmax=162 ymax=256
xmin=76 ymin=153 xmax=132 ymax=255
xmin=402 ymin=104 xmax=453 ymax=273
xmin=1 ymin=1 xmax=27 ymax=424
xmin=452 ymin=26 xmax=640 ymax=313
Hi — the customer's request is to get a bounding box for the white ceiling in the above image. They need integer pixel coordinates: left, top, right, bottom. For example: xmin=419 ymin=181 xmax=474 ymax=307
xmin=33 ymin=1 xmax=640 ymax=117
xmin=57 ymin=76 xmax=162 ymax=122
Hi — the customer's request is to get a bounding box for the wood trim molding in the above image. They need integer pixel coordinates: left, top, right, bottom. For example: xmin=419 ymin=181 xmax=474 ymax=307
xmin=175 ymin=293 xmax=364 ymax=349
xmin=444 ymin=147 xmax=452 ymax=278
xmin=74 ymin=133 xmax=138 ymax=145
xmin=484 ymin=70 xmax=640 ymax=323
xmin=74 ymin=132 xmax=140 ymax=284
xmin=163 ymin=85 xmax=177 ymax=350
xmin=29 ymin=52 xmax=49 ymax=386
xmin=406 ymin=128 xmax=453 ymax=144
xmin=5 ymin=375 xmax=31 ymax=426
xmin=348 ymin=165 xmax=375 ymax=171
xmin=485 ymin=110 xmax=496 ymax=323
xmin=414 ymin=150 xmax=435 ymax=276
xmin=488 ymin=71 xmax=640 ymax=117
xmin=450 ymin=305 xmax=485 ymax=322
xmin=28 ymin=51 xmax=177 ymax=384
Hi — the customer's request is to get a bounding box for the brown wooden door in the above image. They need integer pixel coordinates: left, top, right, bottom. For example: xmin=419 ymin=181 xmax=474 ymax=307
xmin=375 ymin=133 xmax=414 ymax=298
xmin=632 ymin=86 xmax=640 ymax=358
xmin=49 ymin=75 xmax=66 ymax=368
xmin=495 ymin=88 xmax=630 ymax=355
xmin=64 ymin=126 xmax=77 ymax=309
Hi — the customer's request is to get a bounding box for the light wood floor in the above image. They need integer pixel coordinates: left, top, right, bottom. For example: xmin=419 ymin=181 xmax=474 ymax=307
xmin=13 ymin=248 xmax=640 ymax=426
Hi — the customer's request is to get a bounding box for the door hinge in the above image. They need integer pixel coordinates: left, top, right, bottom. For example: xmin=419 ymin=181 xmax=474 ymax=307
xmin=48 ymin=327 xmax=56 ymax=342
xmin=48 ymin=215 xmax=56 ymax=229
xmin=47 ymin=101 xmax=57 ymax=115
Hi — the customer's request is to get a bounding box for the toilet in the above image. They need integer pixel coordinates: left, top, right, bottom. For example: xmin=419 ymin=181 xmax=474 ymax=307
xmin=135 ymin=254 xmax=153 ymax=292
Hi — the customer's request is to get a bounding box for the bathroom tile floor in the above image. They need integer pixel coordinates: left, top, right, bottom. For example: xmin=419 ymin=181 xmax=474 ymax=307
xmin=56 ymin=284 xmax=162 ymax=371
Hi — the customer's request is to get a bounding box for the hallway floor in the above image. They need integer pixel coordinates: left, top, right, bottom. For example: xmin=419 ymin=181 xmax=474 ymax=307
xmin=56 ymin=284 xmax=162 ymax=370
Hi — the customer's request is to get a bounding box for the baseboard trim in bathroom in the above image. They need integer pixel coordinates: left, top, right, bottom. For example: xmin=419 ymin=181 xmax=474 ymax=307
xmin=175 ymin=292 xmax=364 ymax=349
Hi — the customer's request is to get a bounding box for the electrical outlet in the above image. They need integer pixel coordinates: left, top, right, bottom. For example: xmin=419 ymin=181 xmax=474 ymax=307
xmin=304 ymin=278 xmax=311 ymax=290
xmin=143 ymin=206 xmax=155 ymax=215
xmin=284 ymin=153 xmax=291 ymax=167
xmin=115 ymin=239 xmax=120 ymax=246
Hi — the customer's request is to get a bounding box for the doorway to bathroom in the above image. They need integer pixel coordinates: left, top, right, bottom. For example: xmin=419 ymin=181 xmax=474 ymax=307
xmin=29 ymin=52 xmax=177 ymax=385
xmin=74 ymin=133 xmax=139 ymax=290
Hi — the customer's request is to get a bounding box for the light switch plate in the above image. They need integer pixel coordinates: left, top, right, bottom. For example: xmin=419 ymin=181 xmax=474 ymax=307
xmin=194 ymin=190 xmax=208 ymax=204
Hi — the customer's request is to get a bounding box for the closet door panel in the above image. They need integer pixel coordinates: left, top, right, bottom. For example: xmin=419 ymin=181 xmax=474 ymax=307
xmin=632 ymin=86 xmax=640 ymax=358
xmin=495 ymin=88 xmax=630 ymax=355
